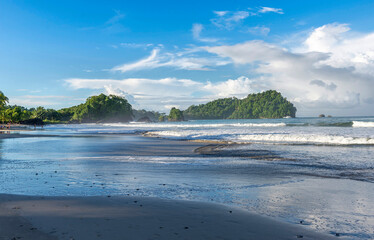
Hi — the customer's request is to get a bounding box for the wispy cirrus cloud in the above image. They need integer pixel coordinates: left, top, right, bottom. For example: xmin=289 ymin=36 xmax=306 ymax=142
xmin=103 ymin=10 xmax=127 ymax=34
xmin=106 ymin=10 xmax=125 ymax=25
xmin=9 ymin=95 xmax=70 ymax=107
xmin=79 ymin=9 xmax=127 ymax=34
xmin=211 ymin=10 xmax=251 ymax=30
xmin=210 ymin=7 xmax=282 ymax=31
xmin=192 ymin=23 xmax=219 ymax=42
xmin=111 ymin=48 xmax=230 ymax=72
xmin=120 ymin=43 xmax=155 ymax=48
xmin=258 ymin=7 xmax=284 ymax=14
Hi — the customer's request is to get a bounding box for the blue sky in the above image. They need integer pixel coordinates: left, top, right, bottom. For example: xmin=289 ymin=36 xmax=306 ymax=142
xmin=1 ymin=0 xmax=374 ymax=116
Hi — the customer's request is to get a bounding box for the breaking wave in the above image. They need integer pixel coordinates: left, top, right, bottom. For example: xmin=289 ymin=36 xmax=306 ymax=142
xmin=237 ymin=134 xmax=374 ymax=145
xmin=352 ymin=121 xmax=374 ymax=127
xmin=104 ymin=122 xmax=287 ymax=128
xmin=149 ymin=131 xmax=374 ymax=146
xmin=104 ymin=121 xmax=374 ymax=128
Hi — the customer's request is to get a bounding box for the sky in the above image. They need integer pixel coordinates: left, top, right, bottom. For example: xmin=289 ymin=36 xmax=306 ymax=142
xmin=1 ymin=0 xmax=374 ymax=116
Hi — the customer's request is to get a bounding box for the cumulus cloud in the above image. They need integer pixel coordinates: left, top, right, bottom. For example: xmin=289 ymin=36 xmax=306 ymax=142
xmin=103 ymin=85 xmax=138 ymax=107
xmin=302 ymin=23 xmax=374 ymax=76
xmin=192 ymin=23 xmax=219 ymax=42
xmin=111 ymin=48 xmax=230 ymax=72
xmin=65 ymin=76 xmax=259 ymax=111
xmin=204 ymin=76 xmax=264 ymax=98
xmin=203 ymin=24 xmax=374 ymax=115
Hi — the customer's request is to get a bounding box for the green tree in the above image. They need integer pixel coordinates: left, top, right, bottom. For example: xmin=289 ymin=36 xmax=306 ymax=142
xmin=133 ymin=109 xmax=164 ymax=122
xmin=0 ymin=91 xmax=9 ymax=123
xmin=32 ymin=106 xmax=47 ymax=119
xmin=66 ymin=94 xmax=133 ymax=123
xmin=168 ymin=107 xmax=184 ymax=121
xmin=183 ymin=90 xmax=296 ymax=120
xmin=158 ymin=115 xmax=165 ymax=122
xmin=0 ymin=91 xmax=8 ymax=108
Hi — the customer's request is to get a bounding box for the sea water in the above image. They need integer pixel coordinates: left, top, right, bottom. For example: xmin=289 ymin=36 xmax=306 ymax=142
xmin=1 ymin=116 xmax=374 ymax=239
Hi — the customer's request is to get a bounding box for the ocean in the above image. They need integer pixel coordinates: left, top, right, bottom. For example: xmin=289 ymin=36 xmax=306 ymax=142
xmin=45 ymin=116 xmax=374 ymax=182
xmin=1 ymin=116 xmax=374 ymax=239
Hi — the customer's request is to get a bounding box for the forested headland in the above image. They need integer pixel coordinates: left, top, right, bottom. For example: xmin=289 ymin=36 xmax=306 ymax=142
xmin=183 ymin=90 xmax=296 ymax=120
xmin=0 ymin=90 xmax=296 ymax=125
xmin=0 ymin=92 xmax=150 ymax=124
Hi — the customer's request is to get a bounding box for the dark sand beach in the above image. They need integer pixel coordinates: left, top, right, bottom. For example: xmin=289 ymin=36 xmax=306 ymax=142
xmin=0 ymin=194 xmax=334 ymax=240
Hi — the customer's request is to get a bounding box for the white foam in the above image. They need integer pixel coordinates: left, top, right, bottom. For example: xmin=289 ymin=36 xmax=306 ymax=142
xmin=352 ymin=121 xmax=374 ymax=128
xmin=103 ymin=122 xmax=286 ymax=128
xmin=150 ymin=130 xmax=374 ymax=145
xmin=237 ymin=134 xmax=374 ymax=145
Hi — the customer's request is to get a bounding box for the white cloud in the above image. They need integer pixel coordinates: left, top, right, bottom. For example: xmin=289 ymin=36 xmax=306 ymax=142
xmin=9 ymin=95 xmax=70 ymax=107
xmin=213 ymin=11 xmax=229 ymax=17
xmin=192 ymin=23 xmax=218 ymax=42
xmin=65 ymin=76 xmax=262 ymax=111
xmin=210 ymin=7 xmax=283 ymax=30
xmin=120 ymin=43 xmax=154 ymax=48
xmin=71 ymin=22 xmax=374 ymax=115
xmin=66 ymin=77 xmax=205 ymax=104
xmin=112 ymin=48 xmax=160 ymax=72
xmin=204 ymin=25 xmax=374 ymax=115
xmin=302 ymin=23 xmax=374 ymax=76
xmin=204 ymin=76 xmax=258 ymax=98
xmin=16 ymin=89 xmax=42 ymax=93
xmin=258 ymin=7 xmax=284 ymax=14
xmin=164 ymin=105 xmax=180 ymax=110
xmin=211 ymin=11 xmax=251 ymax=30
xmin=103 ymin=85 xmax=138 ymax=107
xmin=111 ymin=48 xmax=230 ymax=72
xmin=303 ymin=23 xmax=350 ymax=53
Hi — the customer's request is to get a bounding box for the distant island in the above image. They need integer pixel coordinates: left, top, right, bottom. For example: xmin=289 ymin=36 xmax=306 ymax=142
xmin=0 ymin=90 xmax=296 ymax=124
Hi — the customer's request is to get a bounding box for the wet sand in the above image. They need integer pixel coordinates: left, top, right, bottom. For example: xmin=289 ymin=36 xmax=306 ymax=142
xmin=0 ymin=194 xmax=334 ymax=240
xmin=0 ymin=130 xmax=342 ymax=239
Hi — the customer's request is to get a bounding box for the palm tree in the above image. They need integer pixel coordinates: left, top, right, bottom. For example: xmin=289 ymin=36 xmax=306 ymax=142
xmin=0 ymin=91 xmax=8 ymax=108
xmin=0 ymin=91 xmax=9 ymax=123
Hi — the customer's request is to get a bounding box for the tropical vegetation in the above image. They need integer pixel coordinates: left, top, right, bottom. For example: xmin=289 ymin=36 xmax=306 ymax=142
xmin=1 ymin=93 xmax=133 ymax=124
xmin=168 ymin=107 xmax=184 ymax=121
xmin=183 ymin=90 xmax=296 ymax=119
xmin=0 ymin=90 xmax=296 ymax=124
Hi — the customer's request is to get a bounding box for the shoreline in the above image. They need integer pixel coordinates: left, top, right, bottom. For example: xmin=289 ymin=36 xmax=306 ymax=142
xmin=0 ymin=194 xmax=334 ymax=240
xmin=0 ymin=128 xmax=366 ymax=238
